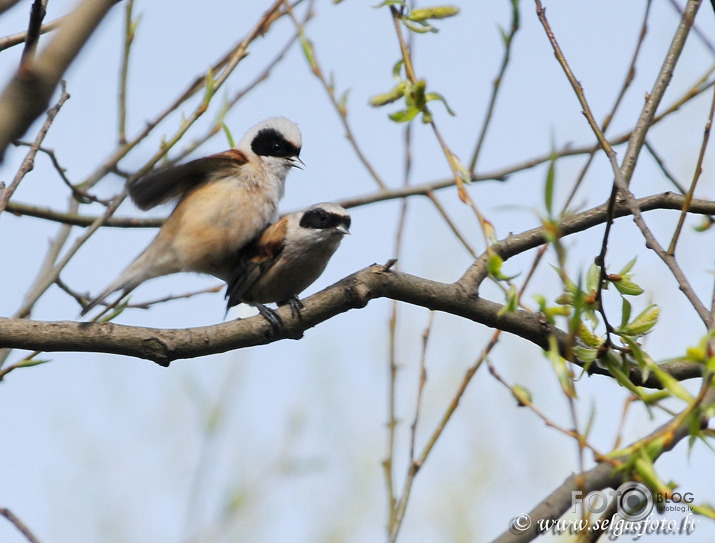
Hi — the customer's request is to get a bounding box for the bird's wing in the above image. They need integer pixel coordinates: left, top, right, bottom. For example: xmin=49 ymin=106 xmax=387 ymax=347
xmin=129 ymin=149 xmax=249 ymax=210
xmin=225 ymin=218 xmax=288 ymax=310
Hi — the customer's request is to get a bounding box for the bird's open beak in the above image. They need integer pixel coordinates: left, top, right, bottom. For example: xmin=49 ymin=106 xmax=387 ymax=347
xmin=291 ymin=157 xmax=306 ymax=170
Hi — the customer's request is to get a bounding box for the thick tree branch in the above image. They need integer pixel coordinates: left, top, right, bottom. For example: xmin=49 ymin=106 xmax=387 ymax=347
xmin=0 ymin=264 xmax=703 ymax=387
xmin=0 ymin=0 xmax=119 ymax=160
xmin=491 ymin=386 xmax=715 ymax=543
xmin=459 ymin=192 xmax=715 ymax=289
xmin=620 ymin=0 xmax=702 ymax=185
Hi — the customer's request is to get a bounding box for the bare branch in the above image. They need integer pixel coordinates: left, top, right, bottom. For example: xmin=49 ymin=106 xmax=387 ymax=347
xmin=0 ymin=82 xmax=70 ymax=215
xmin=619 ymin=0 xmax=703 ymax=185
xmin=0 ymin=508 xmax=42 ymax=543
xmin=0 ymin=0 xmax=22 ymax=16
xmin=0 ymin=15 xmax=65 ymax=53
xmin=0 ymin=0 xmax=120 ymax=160
xmin=491 ymin=387 xmax=715 ymax=543
xmin=21 ymin=0 xmax=48 ymax=64
xmin=0 ymin=262 xmax=703 ymax=387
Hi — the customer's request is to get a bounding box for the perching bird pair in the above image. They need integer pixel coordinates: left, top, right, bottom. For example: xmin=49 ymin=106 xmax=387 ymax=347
xmin=81 ymin=117 xmax=350 ymax=326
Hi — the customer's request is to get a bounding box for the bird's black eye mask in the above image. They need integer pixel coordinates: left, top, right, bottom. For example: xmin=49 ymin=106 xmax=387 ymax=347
xmin=300 ymin=208 xmax=350 ymax=230
xmin=251 ymin=128 xmax=301 ymax=159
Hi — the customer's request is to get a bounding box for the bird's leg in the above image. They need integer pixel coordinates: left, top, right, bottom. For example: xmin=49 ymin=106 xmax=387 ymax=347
xmin=254 ymin=302 xmax=283 ymax=333
xmin=286 ymin=296 xmax=304 ymax=320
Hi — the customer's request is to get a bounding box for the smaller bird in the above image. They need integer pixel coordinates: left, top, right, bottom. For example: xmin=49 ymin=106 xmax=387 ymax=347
xmin=225 ymin=202 xmax=351 ymax=328
xmin=81 ymin=117 xmax=302 ymax=316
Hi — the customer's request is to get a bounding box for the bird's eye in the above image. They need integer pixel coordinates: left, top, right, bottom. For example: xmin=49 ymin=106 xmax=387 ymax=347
xmin=251 ymin=128 xmax=298 ymax=158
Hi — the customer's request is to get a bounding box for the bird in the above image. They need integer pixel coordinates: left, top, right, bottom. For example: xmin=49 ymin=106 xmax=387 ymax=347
xmin=224 ymin=202 xmax=351 ymax=328
xmin=81 ymin=117 xmax=303 ymax=316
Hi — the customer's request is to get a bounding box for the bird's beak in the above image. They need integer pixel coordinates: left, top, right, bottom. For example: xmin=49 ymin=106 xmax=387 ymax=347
xmin=336 ymin=225 xmax=351 ymax=236
xmin=291 ymin=157 xmax=306 ymax=170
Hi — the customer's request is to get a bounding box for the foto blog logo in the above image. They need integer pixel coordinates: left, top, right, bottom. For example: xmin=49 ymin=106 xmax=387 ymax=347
xmin=572 ymin=481 xmax=652 ymax=520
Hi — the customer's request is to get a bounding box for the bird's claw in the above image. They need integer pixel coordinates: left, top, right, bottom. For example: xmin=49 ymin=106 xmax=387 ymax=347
xmin=286 ymin=296 xmax=304 ymax=320
xmin=255 ymin=303 xmax=284 ymax=334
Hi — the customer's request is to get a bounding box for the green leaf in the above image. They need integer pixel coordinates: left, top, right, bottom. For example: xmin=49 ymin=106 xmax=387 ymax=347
xmin=487 ymin=251 xmax=504 ymax=277
xmin=16 ymin=358 xmax=51 ymax=368
xmin=373 ymin=0 xmax=405 ymax=7
xmin=544 ymin=155 xmax=556 ymax=215
xmin=404 ymin=79 xmax=427 ymax=109
xmin=612 ymin=278 xmax=644 ymax=296
xmin=388 ymin=107 xmax=420 ymax=122
xmin=406 ymin=5 xmax=460 ymax=21
xmin=425 ymin=91 xmax=456 ymax=116
xmin=648 ymin=363 xmax=695 ymax=403
xmin=694 ymin=216 xmax=714 ymax=232
xmin=401 ymin=19 xmax=435 ymax=33
xmin=202 ymin=68 xmax=215 ymax=104
xmin=545 ymin=336 xmax=576 ymax=398
xmin=369 ymin=82 xmax=406 ymax=107
xmin=602 ymin=353 xmax=645 ymax=398
xmin=585 ymin=263 xmax=600 ymax=295
xmin=392 ymin=59 xmax=405 ymax=79
xmin=620 ymin=298 xmax=632 ymax=328
xmin=498 ymin=25 xmax=508 ymax=45
xmin=338 ymin=89 xmax=350 ymax=115
xmin=509 ymin=0 xmax=520 ymax=27
xmin=498 ymin=285 xmax=518 ymax=315
xmin=619 ymin=257 xmax=637 ymax=275
xmin=616 ymin=305 xmax=659 ymax=337
xmin=487 ymin=251 xmax=518 ymax=281
xmin=100 ymin=298 xmax=130 ymax=322
xmin=299 ymin=34 xmax=317 ymax=71
xmin=221 ymin=123 xmax=234 ymax=148
xmin=573 ymin=346 xmax=598 ymax=364
xmin=511 ymin=384 xmax=532 ymax=407
xmin=576 ymin=324 xmax=602 ymax=348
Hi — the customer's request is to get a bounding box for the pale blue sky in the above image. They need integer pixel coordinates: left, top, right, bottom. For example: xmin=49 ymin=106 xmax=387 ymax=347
xmin=1 ymin=1 xmax=714 ymax=542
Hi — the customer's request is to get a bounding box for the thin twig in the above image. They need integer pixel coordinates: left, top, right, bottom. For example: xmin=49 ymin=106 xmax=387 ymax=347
xmin=7 ymin=1 xmax=292 ymax=321
xmin=0 ymin=0 xmax=118 ymax=159
xmin=0 ymin=508 xmax=42 ymax=543
xmin=169 ymin=31 xmax=302 ymax=164
xmin=387 ymin=311 xmax=434 ymax=543
xmin=666 ymin=0 xmax=715 ymax=54
xmin=12 ymin=141 xmax=109 ymax=204
xmin=535 ymin=0 xmax=710 ymax=327
xmin=425 ymin=192 xmax=477 ymax=259
xmin=384 ymin=121 xmax=414 ymax=534
xmin=2 ymin=201 xmax=163 ymax=228
xmin=492 ymin=385 xmax=715 ymax=543
xmin=20 ymin=0 xmax=47 ymax=65
xmin=388 ymin=4 xmax=491 ymax=250
xmin=619 ymin=0 xmax=704 ymax=185
xmin=285 ymin=2 xmax=388 ymax=189
xmin=644 ymin=140 xmax=688 ymax=194
xmin=0 ymin=15 xmax=64 ymax=53
xmin=117 ymin=0 xmax=135 ymax=146
xmin=5 ymin=66 xmax=712 ymax=229
xmin=0 ymin=82 xmax=70 ymax=215
xmin=0 ymin=0 xmax=22 ymax=16
xmin=469 ymin=0 xmax=520 ymax=172
xmin=562 ymin=0 xmax=652 ymax=210
xmin=668 ymin=80 xmax=715 ymax=254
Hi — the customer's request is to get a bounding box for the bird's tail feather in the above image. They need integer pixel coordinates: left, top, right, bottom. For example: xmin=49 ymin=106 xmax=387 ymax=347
xmin=80 ymin=240 xmax=178 ymax=317
xmin=80 ymin=269 xmax=141 ymax=317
